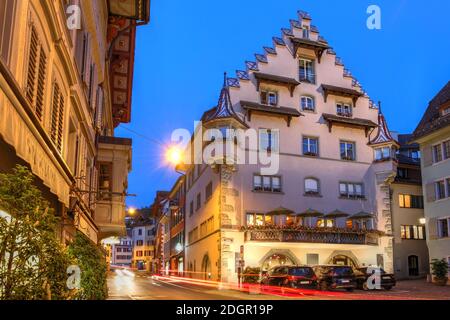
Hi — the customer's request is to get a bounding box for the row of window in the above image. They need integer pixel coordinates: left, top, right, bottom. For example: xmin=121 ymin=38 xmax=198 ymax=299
xmin=135 ymin=240 xmax=153 ymax=247
xmin=115 ymin=255 xmax=132 ymax=260
xmin=116 ymin=247 xmax=132 ymax=253
xmin=135 ymin=250 xmax=153 ymax=257
xmin=246 ymin=213 xmax=372 ymax=230
xmin=260 ymin=89 xmax=354 ymax=117
xmin=189 ymin=182 xmax=213 ymax=216
xmin=400 ymin=225 xmax=426 ymax=240
xmin=253 ymin=174 xmax=365 ymax=199
xmin=188 ymin=216 xmax=215 ymax=244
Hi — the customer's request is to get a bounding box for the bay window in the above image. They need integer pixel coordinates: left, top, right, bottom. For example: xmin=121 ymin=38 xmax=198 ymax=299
xmin=375 ymin=146 xmax=391 ymax=161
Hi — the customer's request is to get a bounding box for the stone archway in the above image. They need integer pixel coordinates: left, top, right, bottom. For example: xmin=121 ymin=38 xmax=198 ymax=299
xmin=325 ymin=250 xmax=360 ymax=268
xmin=258 ymin=249 xmax=301 ymax=271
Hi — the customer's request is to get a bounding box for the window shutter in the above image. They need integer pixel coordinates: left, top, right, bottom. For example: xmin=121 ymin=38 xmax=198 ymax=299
xmin=35 ymin=49 xmax=47 ymax=120
xmin=261 ymin=91 xmax=267 ymax=104
xmin=423 ymin=145 xmax=433 ymax=167
xmin=50 ymin=83 xmax=65 ymax=152
xmin=26 ymin=24 xmax=47 ymax=121
xmin=426 ymin=182 xmax=436 ymax=203
xmin=26 ymin=26 xmax=39 ymax=105
xmin=428 ymin=217 xmax=438 ymax=240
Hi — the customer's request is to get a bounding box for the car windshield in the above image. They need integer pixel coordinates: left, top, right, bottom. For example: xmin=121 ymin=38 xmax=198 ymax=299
xmin=289 ymin=267 xmax=313 ymax=277
xmin=330 ymin=267 xmax=353 ymax=276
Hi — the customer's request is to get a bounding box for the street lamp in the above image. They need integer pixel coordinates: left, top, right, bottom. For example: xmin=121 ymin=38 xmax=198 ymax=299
xmin=165 ymin=145 xmax=183 ymax=167
xmin=419 ymin=218 xmax=426 ymax=225
xmin=128 ymin=207 xmax=137 ymax=215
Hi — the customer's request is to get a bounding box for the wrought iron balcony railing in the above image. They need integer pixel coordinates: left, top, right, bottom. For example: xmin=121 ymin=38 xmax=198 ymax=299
xmin=244 ymin=228 xmax=380 ymax=246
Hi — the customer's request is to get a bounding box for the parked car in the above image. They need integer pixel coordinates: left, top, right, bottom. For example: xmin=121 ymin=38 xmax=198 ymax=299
xmin=313 ymin=265 xmax=357 ymax=291
xmin=354 ymin=267 xmax=396 ymax=290
xmin=260 ymin=266 xmax=318 ymax=289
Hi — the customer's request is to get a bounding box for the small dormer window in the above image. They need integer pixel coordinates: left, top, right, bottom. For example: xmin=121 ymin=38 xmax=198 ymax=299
xmin=302 ymin=26 xmax=310 ymax=39
xmin=261 ymin=90 xmax=278 ymax=106
xmin=337 ymin=103 xmax=352 ymax=117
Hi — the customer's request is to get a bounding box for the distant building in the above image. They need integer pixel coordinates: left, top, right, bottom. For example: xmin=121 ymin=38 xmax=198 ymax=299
xmin=152 ymin=191 xmax=170 ymax=274
xmin=412 ymin=81 xmax=450 ymax=276
xmin=131 ymin=220 xmax=156 ymax=272
xmin=111 ymin=236 xmax=133 ymax=267
xmin=390 ymin=133 xmax=429 ymax=279
xmin=168 ymin=177 xmax=186 ymax=276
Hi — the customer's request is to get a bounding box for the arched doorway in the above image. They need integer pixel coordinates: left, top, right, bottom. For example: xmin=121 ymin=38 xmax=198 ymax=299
xmin=330 ymin=255 xmax=358 ymax=268
xmin=201 ymin=254 xmax=212 ymax=280
xmin=262 ymin=253 xmax=295 ymax=271
xmin=408 ymin=255 xmax=419 ymax=277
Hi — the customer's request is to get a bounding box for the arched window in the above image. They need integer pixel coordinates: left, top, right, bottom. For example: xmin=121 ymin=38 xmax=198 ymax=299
xmin=304 ymin=178 xmax=320 ymax=195
xmin=301 ymin=96 xmax=315 ymax=111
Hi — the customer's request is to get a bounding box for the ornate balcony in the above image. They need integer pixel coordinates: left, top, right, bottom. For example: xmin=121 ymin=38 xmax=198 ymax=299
xmin=243 ymin=227 xmax=381 ymax=246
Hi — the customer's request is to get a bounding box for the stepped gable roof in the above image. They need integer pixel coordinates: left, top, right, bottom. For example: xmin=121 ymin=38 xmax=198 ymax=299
xmin=413 ymin=81 xmax=450 ymax=140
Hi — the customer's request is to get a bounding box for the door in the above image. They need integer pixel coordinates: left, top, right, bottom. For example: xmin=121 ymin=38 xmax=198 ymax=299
xmin=408 ymin=255 xmax=419 ymax=277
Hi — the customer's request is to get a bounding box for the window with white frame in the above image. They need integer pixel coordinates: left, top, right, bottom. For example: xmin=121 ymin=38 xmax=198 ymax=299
xmin=438 ymin=218 xmax=449 ymax=238
xmin=340 ymin=182 xmax=364 ymax=199
xmin=374 ymin=146 xmax=391 ymax=161
xmin=299 ymin=58 xmax=315 ymax=83
xmin=304 ymin=178 xmax=320 ymax=195
xmin=340 ymin=141 xmax=356 ymax=161
xmin=253 ymin=175 xmax=282 ymax=193
xmin=336 ymin=103 xmax=352 ymax=117
xmin=260 ymin=90 xmax=278 ymax=106
xmin=301 ymin=96 xmax=315 ymax=111
xmin=259 ymin=129 xmax=279 ymax=153
xmin=303 ymin=137 xmax=319 ymax=156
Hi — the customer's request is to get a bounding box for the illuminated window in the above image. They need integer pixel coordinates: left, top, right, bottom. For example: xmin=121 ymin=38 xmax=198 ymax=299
xmin=317 ymin=219 xmax=334 ymax=228
xmin=401 ymin=225 xmax=426 ymax=240
xmin=399 ymin=194 xmax=424 ymax=208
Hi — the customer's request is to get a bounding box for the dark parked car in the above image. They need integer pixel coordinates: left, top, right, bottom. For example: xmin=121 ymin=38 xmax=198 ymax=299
xmin=354 ymin=267 xmax=396 ymax=290
xmin=313 ymin=265 xmax=357 ymax=291
xmin=260 ymin=266 xmax=318 ymax=289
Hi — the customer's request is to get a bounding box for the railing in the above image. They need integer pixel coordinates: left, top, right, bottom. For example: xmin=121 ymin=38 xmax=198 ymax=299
xmin=244 ymin=228 xmax=380 ymax=246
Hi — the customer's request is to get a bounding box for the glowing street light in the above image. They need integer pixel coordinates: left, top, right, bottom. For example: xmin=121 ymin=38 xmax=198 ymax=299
xmin=419 ymin=218 xmax=426 ymax=225
xmin=128 ymin=207 xmax=137 ymax=215
xmin=165 ymin=145 xmax=183 ymax=167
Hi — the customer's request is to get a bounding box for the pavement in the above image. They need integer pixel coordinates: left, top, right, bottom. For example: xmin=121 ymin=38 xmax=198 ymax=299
xmin=107 ymin=270 xmax=450 ymax=301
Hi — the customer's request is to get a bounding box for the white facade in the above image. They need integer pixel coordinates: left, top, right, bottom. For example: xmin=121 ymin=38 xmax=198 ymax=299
xmin=183 ymin=11 xmax=399 ymax=283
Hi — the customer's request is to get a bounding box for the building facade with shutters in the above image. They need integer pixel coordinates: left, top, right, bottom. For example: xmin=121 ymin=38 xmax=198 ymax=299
xmin=179 ymin=10 xmax=402 ymax=284
xmin=0 ymin=0 xmax=149 ymax=244
xmin=412 ymin=81 xmax=450 ymax=275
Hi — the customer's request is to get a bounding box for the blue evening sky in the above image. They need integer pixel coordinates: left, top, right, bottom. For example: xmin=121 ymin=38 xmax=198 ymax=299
xmin=116 ymin=0 xmax=450 ymax=208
